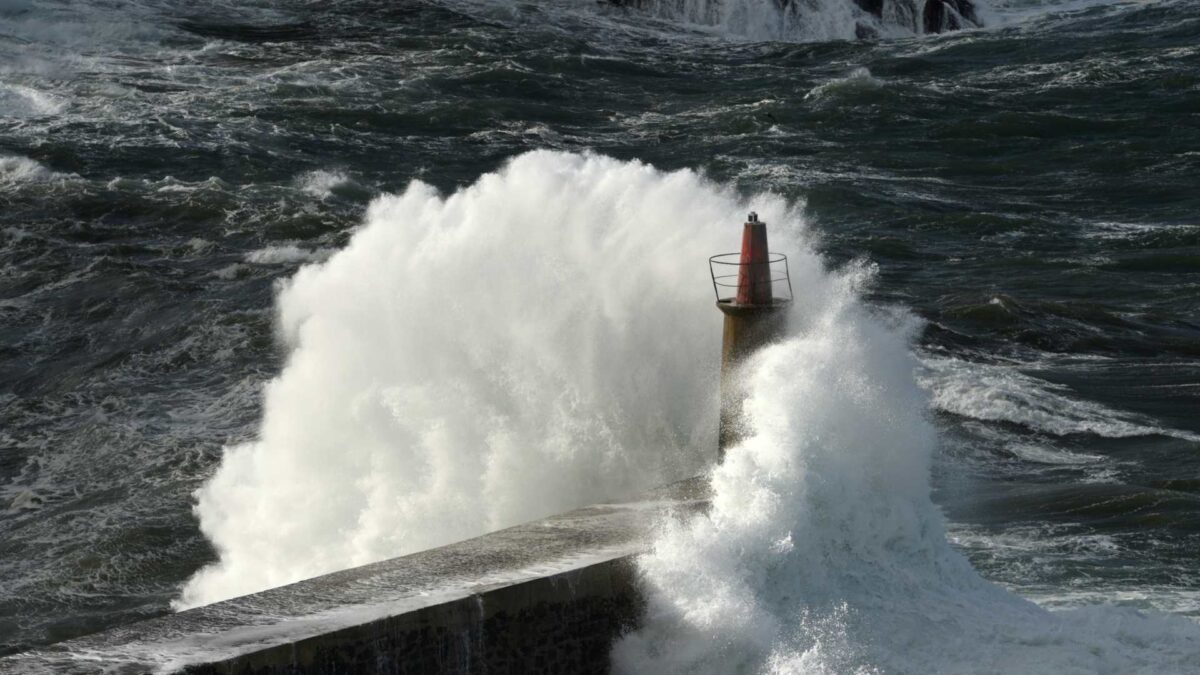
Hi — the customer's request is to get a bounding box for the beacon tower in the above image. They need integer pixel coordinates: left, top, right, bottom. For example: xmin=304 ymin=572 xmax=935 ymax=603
xmin=710 ymin=213 xmax=792 ymax=459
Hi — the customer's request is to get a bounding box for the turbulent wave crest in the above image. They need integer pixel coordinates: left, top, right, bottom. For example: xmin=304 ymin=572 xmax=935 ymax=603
xmin=0 ymin=155 xmax=55 ymax=184
xmin=179 ymin=151 xmax=809 ymax=607
xmin=614 ymin=271 xmax=1200 ymax=671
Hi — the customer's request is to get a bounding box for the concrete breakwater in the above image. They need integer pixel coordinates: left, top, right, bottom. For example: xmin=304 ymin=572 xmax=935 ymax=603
xmin=0 ymin=479 xmax=708 ymax=674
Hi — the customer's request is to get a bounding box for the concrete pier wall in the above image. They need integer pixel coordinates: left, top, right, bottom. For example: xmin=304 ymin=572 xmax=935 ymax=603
xmin=185 ymin=558 xmax=640 ymax=675
xmin=0 ymin=478 xmax=707 ymax=674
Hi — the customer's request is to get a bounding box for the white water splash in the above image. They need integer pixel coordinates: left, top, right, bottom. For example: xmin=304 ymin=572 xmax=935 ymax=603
xmin=614 ymin=263 xmax=1200 ymax=674
xmin=178 ymin=150 xmax=817 ymax=607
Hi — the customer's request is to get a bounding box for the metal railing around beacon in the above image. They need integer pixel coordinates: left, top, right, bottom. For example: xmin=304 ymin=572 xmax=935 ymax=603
xmin=708 ymin=251 xmax=793 ymax=305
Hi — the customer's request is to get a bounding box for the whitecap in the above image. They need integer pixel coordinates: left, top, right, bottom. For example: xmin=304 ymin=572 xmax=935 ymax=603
xmin=919 ymin=355 xmax=1200 ymax=442
xmin=1006 ymin=441 xmax=1106 ymax=465
xmin=0 ymin=82 xmax=65 ymax=117
xmin=0 ymin=154 xmax=62 ymax=185
xmin=804 ymin=67 xmax=885 ymax=103
xmin=244 ymin=245 xmax=330 ymax=265
xmin=212 ymin=263 xmax=245 ymax=280
xmin=296 ymin=169 xmax=352 ymax=199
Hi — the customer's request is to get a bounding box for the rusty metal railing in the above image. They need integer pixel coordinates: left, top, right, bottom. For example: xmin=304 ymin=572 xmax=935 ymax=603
xmin=708 ymin=252 xmax=793 ymax=304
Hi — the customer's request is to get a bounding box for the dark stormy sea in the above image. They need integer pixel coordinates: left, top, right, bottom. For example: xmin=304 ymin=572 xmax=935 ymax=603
xmin=2 ymin=0 xmax=1199 ymax=671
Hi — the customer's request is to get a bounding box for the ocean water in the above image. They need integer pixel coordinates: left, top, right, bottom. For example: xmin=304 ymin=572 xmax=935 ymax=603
xmin=2 ymin=0 xmax=1199 ymax=669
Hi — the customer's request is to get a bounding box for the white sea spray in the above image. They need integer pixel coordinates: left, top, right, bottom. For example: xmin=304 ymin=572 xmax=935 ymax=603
xmin=178 ymin=150 xmax=816 ymax=607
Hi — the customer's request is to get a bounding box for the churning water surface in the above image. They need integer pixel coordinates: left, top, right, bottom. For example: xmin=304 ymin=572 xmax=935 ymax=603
xmin=1 ymin=0 xmax=1199 ymax=671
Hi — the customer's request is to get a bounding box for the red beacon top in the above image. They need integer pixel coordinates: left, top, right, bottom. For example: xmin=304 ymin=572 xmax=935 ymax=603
xmin=735 ymin=212 xmax=773 ymax=306
xmin=708 ymin=211 xmax=793 ymax=308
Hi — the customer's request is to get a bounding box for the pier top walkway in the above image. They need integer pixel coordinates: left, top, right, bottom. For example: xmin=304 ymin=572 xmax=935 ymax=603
xmin=0 ymin=477 xmax=708 ymax=674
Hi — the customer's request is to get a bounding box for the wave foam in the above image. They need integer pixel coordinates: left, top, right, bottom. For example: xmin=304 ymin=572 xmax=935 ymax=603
xmin=0 ymin=154 xmax=62 ymax=185
xmin=919 ymin=356 xmax=1200 ymax=441
xmin=0 ymin=83 xmax=64 ymax=117
xmin=244 ymin=245 xmax=331 ymax=265
xmin=295 ymin=169 xmax=353 ymax=200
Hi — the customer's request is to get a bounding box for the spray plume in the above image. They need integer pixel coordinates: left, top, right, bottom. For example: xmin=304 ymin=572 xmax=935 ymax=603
xmin=179 ymin=151 xmax=809 ymax=607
